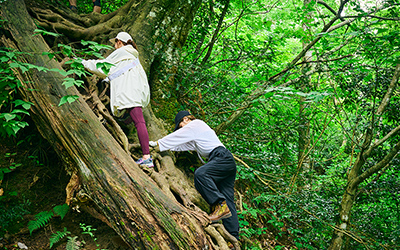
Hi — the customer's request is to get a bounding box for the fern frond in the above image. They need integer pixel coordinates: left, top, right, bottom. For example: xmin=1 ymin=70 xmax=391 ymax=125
xmin=50 ymin=227 xmax=70 ymax=248
xmin=53 ymin=204 xmax=69 ymax=219
xmin=28 ymin=210 xmax=54 ymax=234
xmin=66 ymin=236 xmax=81 ymax=250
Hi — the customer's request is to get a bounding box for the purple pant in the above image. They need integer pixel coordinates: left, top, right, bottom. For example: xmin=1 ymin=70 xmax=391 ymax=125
xmin=124 ymin=107 xmax=150 ymax=155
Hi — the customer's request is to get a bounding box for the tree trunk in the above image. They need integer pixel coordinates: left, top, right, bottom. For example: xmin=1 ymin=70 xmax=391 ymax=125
xmin=1 ymin=0 xmax=238 ymax=249
xmin=328 ymin=64 xmax=400 ymax=250
xmin=289 ymin=0 xmax=314 ymax=192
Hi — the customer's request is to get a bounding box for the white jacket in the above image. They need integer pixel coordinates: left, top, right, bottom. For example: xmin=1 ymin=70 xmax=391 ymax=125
xmin=82 ymin=45 xmax=150 ymax=116
xmin=158 ymin=120 xmax=224 ymax=159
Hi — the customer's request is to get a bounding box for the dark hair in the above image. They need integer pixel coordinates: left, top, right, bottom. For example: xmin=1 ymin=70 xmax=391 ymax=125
xmin=177 ymin=115 xmax=196 ymax=129
xmin=184 ymin=115 xmax=196 ymax=121
xmin=115 ymin=38 xmax=138 ymax=50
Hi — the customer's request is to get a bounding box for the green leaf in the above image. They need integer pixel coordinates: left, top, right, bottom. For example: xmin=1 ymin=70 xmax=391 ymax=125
xmin=1 ymin=56 xmax=9 ymax=63
xmin=5 ymin=51 xmax=15 ymax=59
xmin=9 ymin=191 xmax=18 ymax=196
xmin=49 ymin=68 xmax=69 ymax=77
xmin=28 ymin=210 xmax=54 ymax=234
xmin=53 ymin=204 xmax=69 ymax=220
xmin=96 ymin=62 xmax=114 ymax=75
xmin=13 ymin=99 xmax=33 ymax=110
xmin=65 ymin=69 xmax=86 ymax=77
xmin=59 ymin=95 xmax=79 ymax=106
xmin=264 ymin=92 xmax=274 ymax=98
xmin=34 ymin=29 xmax=61 ymax=37
xmin=3 ymin=113 xmax=16 ymax=122
xmin=9 ymin=62 xmax=19 ymax=68
xmin=81 ymin=40 xmax=98 ymax=46
xmin=62 ymin=78 xmax=84 ymax=89
xmin=50 ymin=228 xmax=70 ymax=248
xmin=264 ymin=20 xmax=272 ymax=29
xmin=43 ymin=52 xmax=56 ymax=60
xmin=81 ymin=40 xmax=113 ymax=52
xmin=58 ymin=44 xmax=74 ymax=57
xmin=10 ymin=163 xmax=22 ymax=169
xmin=23 ymin=63 xmax=49 ymax=72
xmin=9 ymin=62 xmax=29 ymax=74
xmin=66 ymin=236 xmax=80 ymax=250
xmin=364 ymin=73 xmax=373 ymax=82
xmin=0 ymin=167 xmax=12 ymax=174
xmin=3 ymin=121 xmax=28 ymax=136
xmin=11 ymin=109 xmax=30 ymax=115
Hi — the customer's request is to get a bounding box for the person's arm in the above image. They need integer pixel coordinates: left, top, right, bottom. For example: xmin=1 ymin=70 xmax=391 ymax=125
xmin=149 ymin=141 xmax=158 ymax=147
xmin=81 ymin=59 xmax=108 ymax=78
xmin=81 ymin=48 xmax=123 ymax=78
xmin=158 ymin=125 xmax=196 ymax=152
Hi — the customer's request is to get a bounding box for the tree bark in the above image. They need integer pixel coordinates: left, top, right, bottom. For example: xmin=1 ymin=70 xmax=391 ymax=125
xmin=1 ymin=0 xmax=238 ymax=249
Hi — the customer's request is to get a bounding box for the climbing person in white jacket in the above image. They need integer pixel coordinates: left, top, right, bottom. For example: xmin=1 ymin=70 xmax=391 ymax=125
xmin=149 ymin=111 xmax=240 ymax=240
xmin=81 ymin=31 xmax=153 ymax=167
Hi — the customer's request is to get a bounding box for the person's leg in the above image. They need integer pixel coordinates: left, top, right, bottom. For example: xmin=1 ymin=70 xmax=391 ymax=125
xmin=92 ymin=0 xmax=101 ymax=13
xmin=216 ymin=154 xmax=239 ymax=240
xmin=129 ymin=107 xmax=150 ymax=158
xmin=194 ymin=147 xmax=236 ymax=205
xmin=69 ymin=0 xmax=78 ymax=11
xmin=69 ymin=0 xmax=77 ymax=6
xmin=194 ymin=147 xmax=239 ymax=239
xmin=194 ymin=160 xmax=227 ymax=205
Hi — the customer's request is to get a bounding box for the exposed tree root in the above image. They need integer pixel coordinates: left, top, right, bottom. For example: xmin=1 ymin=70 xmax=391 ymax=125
xmin=25 ymin=0 xmax=139 ymax=42
xmin=213 ymin=224 xmax=240 ymax=249
xmin=65 ymin=171 xmax=80 ymax=205
xmin=32 ymin=1 xmax=239 ymax=246
xmin=205 ymin=225 xmax=231 ymax=250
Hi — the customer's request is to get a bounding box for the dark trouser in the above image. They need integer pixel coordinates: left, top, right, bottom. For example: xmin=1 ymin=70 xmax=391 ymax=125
xmin=194 ymin=146 xmax=239 ymax=240
xmin=93 ymin=0 xmax=101 ymax=7
xmin=124 ymin=107 xmax=150 ymax=155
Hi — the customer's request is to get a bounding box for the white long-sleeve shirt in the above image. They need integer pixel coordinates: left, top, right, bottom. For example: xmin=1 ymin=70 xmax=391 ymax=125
xmin=158 ymin=119 xmax=224 ymax=159
xmin=82 ymin=45 xmax=150 ymax=116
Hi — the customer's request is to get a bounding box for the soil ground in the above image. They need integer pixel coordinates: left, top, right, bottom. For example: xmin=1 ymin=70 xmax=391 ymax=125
xmin=0 ymin=130 xmax=129 ymax=250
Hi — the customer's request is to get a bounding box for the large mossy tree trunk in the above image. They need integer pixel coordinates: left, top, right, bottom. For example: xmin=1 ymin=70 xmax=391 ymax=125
xmin=0 ymin=0 xmax=238 ymax=249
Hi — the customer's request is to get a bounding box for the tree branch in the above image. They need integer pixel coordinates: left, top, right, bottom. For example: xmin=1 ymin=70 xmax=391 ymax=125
xmin=201 ymin=0 xmax=231 ymax=65
xmin=214 ymin=11 xmax=341 ymax=133
xmin=367 ymin=15 xmax=400 ymax=21
xmin=354 ymin=140 xmax=400 ymax=187
xmin=215 ymin=0 xmax=395 ymax=134
xmin=376 ymin=64 xmax=400 ymax=116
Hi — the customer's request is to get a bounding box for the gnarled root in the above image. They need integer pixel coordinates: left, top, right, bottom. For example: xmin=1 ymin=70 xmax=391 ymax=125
xmin=65 ymin=171 xmax=80 ymax=205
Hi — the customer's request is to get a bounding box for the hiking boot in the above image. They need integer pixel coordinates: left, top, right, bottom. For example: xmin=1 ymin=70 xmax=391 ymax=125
xmin=136 ymin=157 xmax=154 ymax=168
xmin=209 ymin=201 xmax=231 ymax=223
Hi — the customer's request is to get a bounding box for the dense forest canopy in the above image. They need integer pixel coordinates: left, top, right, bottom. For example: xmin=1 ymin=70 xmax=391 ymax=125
xmin=1 ymin=0 xmax=400 ymax=249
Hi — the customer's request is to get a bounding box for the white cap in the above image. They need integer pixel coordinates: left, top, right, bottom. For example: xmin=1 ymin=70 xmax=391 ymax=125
xmin=110 ymin=32 xmax=132 ymax=44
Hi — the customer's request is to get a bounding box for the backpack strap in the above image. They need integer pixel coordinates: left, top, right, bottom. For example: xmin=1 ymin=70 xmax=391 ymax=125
xmin=103 ymin=58 xmax=140 ymax=82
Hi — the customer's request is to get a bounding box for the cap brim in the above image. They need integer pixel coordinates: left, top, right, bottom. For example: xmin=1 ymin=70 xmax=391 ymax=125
xmin=109 ymin=38 xmax=117 ymax=44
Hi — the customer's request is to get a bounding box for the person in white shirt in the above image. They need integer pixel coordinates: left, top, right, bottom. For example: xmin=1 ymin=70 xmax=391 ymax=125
xmin=150 ymin=111 xmax=239 ymax=240
xmin=81 ymin=32 xmax=153 ymax=167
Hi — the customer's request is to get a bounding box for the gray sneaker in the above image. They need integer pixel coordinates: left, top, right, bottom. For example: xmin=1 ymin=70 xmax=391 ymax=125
xmin=136 ymin=157 xmax=154 ymax=168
